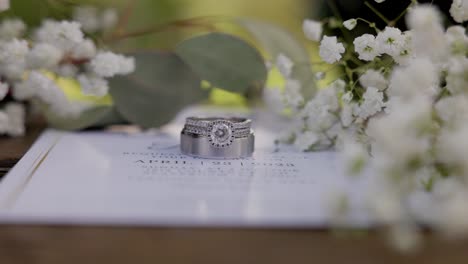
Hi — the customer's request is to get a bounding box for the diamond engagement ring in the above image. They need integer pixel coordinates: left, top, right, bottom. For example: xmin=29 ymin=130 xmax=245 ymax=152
xmin=180 ymin=117 xmax=254 ymax=159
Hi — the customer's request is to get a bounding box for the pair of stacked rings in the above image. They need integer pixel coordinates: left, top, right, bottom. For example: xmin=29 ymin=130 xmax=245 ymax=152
xmin=180 ymin=117 xmax=255 ymax=159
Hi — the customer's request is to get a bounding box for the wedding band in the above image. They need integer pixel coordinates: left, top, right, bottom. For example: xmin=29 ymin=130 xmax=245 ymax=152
xmin=180 ymin=117 xmax=255 ymax=159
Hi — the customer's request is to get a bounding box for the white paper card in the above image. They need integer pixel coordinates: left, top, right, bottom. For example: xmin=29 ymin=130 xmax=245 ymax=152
xmin=0 ymin=129 xmax=370 ymax=227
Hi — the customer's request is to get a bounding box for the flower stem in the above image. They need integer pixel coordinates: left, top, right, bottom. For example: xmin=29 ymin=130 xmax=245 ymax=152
xmin=364 ymin=1 xmax=391 ymax=25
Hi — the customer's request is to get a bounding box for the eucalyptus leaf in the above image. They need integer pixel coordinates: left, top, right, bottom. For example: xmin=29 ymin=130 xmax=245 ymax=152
xmin=237 ymin=18 xmax=317 ymax=99
xmin=175 ymin=33 xmax=267 ymax=94
xmin=45 ymin=106 xmax=113 ymax=130
xmin=110 ymin=51 xmax=207 ymax=128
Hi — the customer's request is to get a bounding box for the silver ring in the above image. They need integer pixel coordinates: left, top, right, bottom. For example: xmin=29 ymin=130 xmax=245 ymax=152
xmin=180 ymin=117 xmax=255 ymax=159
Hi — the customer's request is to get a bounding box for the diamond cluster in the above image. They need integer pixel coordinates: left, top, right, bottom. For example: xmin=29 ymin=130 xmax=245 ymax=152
xmin=208 ymin=120 xmax=234 ymax=148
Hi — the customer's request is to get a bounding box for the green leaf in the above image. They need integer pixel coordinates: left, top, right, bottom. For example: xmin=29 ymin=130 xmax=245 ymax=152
xmin=237 ymin=18 xmax=317 ymax=99
xmin=109 ymin=51 xmax=207 ymax=128
xmin=45 ymin=106 xmax=113 ymax=130
xmin=175 ymin=33 xmax=267 ymax=94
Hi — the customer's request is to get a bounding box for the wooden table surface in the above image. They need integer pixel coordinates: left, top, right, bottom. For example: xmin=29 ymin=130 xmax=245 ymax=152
xmin=0 ymin=123 xmax=467 ymax=264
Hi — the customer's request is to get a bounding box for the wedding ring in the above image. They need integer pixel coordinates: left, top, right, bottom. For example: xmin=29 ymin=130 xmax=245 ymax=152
xmin=180 ymin=117 xmax=255 ymax=159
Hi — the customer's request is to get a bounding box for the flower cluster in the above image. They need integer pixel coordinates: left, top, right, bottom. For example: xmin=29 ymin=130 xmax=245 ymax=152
xmin=0 ymin=5 xmax=135 ymax=136
xmin=265 ymin=0 xmax=468 ymax=249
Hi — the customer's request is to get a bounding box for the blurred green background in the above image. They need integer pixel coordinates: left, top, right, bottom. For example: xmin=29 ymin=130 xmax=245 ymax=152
xmin=3 ymin=0 xmax=318 ymax=50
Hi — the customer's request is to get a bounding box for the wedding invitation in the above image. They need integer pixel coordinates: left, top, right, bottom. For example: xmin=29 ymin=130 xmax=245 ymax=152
xmin=0 ymin=127 xmax=370 ymax=227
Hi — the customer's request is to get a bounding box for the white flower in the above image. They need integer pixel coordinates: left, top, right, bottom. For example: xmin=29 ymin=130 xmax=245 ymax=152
xmin=355 ymin=87 xmax=385 ymax=119
xmin=446 ymin=56 xmax=468 ymax=95
xmin=437 ymin=124 xmax=468 ymax=175
xmin=276 ymin=53 xmax=294 ymax=77
xmin=14 ymin=71 xmax=88 ymax=117
xmin=263 ymin=87 xmax=285 ymax=114
xmin=35 ymin=20 xmax=84 ymax=52
xmin=367 ymin=97 xmax=433 ymax=170
xmin=71 ymin=39 xmax=96 ymax=59
xmin=342 ymin=91 xmax=353 ymax=103
xmin=302 ymin=88 xmax=339 ymax=131
xmin=376 ymin=27 xmax=405 ymax=57
xmin=4 ymin=103 xmax=25 ymax=136
xmin=78 ymin=74 xmax=109 ymax=97
xmin=450 ymin=0 xmax=468 ymax=23
xmin=407 ymin=5 xmax=448 ymax=63
xmin=446 ymin=26 xmax=468 ymax=55
xmin=26 ymin=43 xmax=63 ymax=69
xmin=0 ymin=38 xmax=29 ymax=80
xmin=294 ymin=131 xmax=319 ymax=151
xmin=341 ymin=103 xmax=354 ymax=127
xmin=73 ymin=6 xmax=118 ymax=33
xmin=0 ymin=82 xmax=8 ymax=100
xmin=407 ymin=4 xmax=442 ymax=29
xmin=315 ymin=72 xmax=325 ymax=80
xmin=283 ymin=79 xmax=303 ymax=108
xmin=353 ymin=34 xmax=379 ymax=61
xmin=89 ymin=51 xmax=135 ymax=78
xmin=435 ymin=95 xmax=468 ymax=125
xmin=359 ymin=69 xmax=388 ymax=90
xmin=0 ymin=38 xmax=28 ymax=63
xmin=100 ymin=9 xmax=118 ymax=30
xmin=0 ymin=18 xmax=26 ymax=40
xmin=393 ymin=31 xmax=413 ymax=65
xmin=375 ymin=0 xmax=386 ymax=3
xmin=0 ymin=0 xmax=9 ymax=11
xmin=303 ymin=19 xmax=322 ymax=42
xmin=437 ymin=189 xmax=468 ymax=236
xmin=73 ymin=6 xmax=100 ymax=33
xmin=319 ymin=36 xmax=345 ymax=64
xmin=388 ymin=57 xmax=439 ymax=99
xmin=343 ymin=19 xmax=357 ymax=30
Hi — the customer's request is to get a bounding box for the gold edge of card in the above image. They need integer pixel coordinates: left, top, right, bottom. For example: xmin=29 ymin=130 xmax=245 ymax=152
xmin=2 ymin=135 xmax=62 ymax=210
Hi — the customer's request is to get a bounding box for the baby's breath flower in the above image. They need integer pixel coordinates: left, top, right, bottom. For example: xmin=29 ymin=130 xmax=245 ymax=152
xmin=35 ymin=20 xmax=84 ymax=52
xmin=0 ymin=38 xmax=28 ymax=80
xmin=353 ymin=34 xmax=380 ymax=61
xmin=72 ymin=6 xmax=100 ymax=33
xmin=276 ymin=53 xmax=294 ymax=77
xmin=89 ymin=51 xmax=135 ymax=78
xmin=73 ymin=6 xmax=118 ymax=33
xmin=359 ymin=69 xmax=388 ymax=91
xmin=450 ymin=0 xmax=468 ymax=23
xmin=354 ymin=87 xmax=385 ymax=119
xmin=319 ymin=36 xmax=345 ymax=64
xmin=446 ymin=56 xmax=468 ymax=95
xmin=77 ymin=74 xmax=109 ymax=97
xmin=26 ymin=43 xmax=63 ymax=69
xmin=303 ymin=19 xmax=322 ymax=42
xmin=283 ymin=79 xmax=303 ymax=108
xmin=0 ymin=18 xmax=26 ymax=40
xmin=263 ymin=87 xmax=285 ymax=114
xmin=343 ymin=19 xmax=357 ymax=30
xmin=376 ymin=27 xmax=405 ymax=57
xmin=388 ymin=58 xmax=439 ymax=99
xmin=100 ymin=9 xmax=118 ymax=31
xmin=71 ymin=39 xmax=97 ymax=59
xmin=294 ymin=131 xmax=319 ymax=151
xmin=4 ymin=102 xmax=25 ymax=136
xmin=315 ymin=72 xmax=325 ymax=80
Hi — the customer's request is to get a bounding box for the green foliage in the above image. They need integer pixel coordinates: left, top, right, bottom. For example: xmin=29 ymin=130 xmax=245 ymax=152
xmin=109 ymin=51 xmax=207 ymax=128
xmin=238 ymin=19 xmax=317 ymax=99
xmin=176 ymin=33 xmax=267 ymax=94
